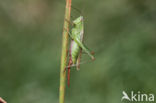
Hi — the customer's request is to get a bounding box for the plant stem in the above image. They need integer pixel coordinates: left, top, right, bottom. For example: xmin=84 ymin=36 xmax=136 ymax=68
xmin=59 ymin=0 xmax=72 ymax=103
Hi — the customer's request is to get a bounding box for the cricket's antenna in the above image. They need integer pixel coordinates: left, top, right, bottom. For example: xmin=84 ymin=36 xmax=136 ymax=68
xmin=71 ymin=5 xmax=82 ymax=15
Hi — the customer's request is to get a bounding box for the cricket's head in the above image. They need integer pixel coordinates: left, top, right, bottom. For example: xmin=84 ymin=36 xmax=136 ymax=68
xmin=73 ymin=16 xmax=83 ymax=24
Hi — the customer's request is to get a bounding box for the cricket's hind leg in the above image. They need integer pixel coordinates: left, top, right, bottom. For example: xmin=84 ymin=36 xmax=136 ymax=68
xmin=82 ymin=51 xmax=95 ymax=55
xmin=81 ymin=51 xmax=95 ymax=61
xmin=91 ymin=51 xmax=95 ymax=60
xmin=0 ymin=97 xmax=6 ymax=103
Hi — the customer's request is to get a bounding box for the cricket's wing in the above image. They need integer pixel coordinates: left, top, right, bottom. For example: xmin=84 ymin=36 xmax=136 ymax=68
xmin=73 ymin=37 xmax=95 ymax=60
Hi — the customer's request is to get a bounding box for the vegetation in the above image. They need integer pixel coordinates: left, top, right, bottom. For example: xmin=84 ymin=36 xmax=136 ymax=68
xmin=0 ymin=0 xmax=156 ymax=103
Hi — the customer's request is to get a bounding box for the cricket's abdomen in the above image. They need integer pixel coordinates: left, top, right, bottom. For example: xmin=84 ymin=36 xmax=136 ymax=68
xmin=70 ymin=40 xmax=80 ymax=64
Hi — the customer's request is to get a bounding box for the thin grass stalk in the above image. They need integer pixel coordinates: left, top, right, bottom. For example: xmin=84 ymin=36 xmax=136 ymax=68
xmin=59 ymin=0 xmax=72 ymax=103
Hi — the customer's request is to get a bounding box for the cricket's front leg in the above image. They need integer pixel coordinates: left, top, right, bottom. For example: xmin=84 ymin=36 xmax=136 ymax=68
xmin=65 ymin=19 xmax=74 ymax=26
xmin=63 ymin=28 xmax=74 ymax=39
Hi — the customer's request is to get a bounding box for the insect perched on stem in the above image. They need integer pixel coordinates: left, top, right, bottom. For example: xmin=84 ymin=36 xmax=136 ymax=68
xmin=64 ymin=15 xmax=95 ymax=87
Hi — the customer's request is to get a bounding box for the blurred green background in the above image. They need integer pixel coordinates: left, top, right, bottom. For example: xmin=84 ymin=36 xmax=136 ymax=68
xmin=0 ymin=0 xmax=156 ymax=103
